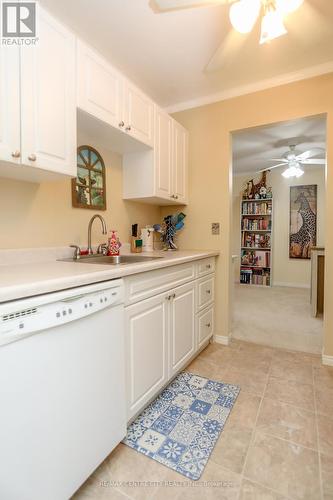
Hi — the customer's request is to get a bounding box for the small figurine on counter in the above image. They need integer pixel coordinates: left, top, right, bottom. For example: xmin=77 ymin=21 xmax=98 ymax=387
xmin=107 ymin=230 xmax=121 ymax=256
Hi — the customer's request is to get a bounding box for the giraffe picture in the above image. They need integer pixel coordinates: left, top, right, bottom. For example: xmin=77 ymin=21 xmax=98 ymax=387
xmin=289 ymin=185 xmax=317 ymax=259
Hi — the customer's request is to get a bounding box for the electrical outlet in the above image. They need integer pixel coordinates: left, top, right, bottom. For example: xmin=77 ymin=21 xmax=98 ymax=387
xmin=212 ymin=223 xmax=220 ymax=235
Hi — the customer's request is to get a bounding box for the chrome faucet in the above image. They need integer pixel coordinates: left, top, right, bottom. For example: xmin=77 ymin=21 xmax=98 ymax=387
xmin=88 ymin=215 xmax=107 ymax=255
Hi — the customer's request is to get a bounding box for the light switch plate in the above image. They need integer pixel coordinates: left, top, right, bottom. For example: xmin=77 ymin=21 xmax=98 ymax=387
xmin=212 ymin=223 xmax=220 ymax=235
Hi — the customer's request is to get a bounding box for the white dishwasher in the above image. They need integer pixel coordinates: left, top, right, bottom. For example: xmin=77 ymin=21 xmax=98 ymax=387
xmin=0 ymin=279 xmax=126 ymax=500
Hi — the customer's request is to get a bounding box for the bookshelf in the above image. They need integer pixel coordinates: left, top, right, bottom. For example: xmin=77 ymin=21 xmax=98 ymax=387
xmin=240 ymin=198 xmax=273 ymax=287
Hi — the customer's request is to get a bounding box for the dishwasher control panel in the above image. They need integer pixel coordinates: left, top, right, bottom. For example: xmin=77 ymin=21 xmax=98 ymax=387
xmin=0 ymin=282 xmax=123 ymax=346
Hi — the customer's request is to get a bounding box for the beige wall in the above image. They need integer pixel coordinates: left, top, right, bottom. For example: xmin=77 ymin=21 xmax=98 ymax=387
xmin=0 ymin=133 xmax=160 ymax=250
xmin=1 ymin=74 xmax=333 ymax=356
xmin=170 ymin=73 xmax=333 ymax=356
xmin=232 ymin=168 xmax=326 ymax=287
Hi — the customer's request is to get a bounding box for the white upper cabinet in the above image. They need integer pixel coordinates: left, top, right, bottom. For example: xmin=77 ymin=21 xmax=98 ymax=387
xmin=77 ymin=40 xmax=122 ymax=130
xmin=0 ymin=46 xmax=21 ymax=165
xmin=0 ymin=8 xmax=77 ymax=182
xmin=155 ymin=108 xmax=172 ymax=199
xmin=172 ymin=120 xmax=188 ymax=204
xmin=20 ymin=9 xmax=76 ymax=176
xmin=77 ymin=44 xmax=154 ymax=149
xmin=122 ymin=110 xmax=189 ymax=205
xmin=123 ymin=81 xmax=154 ymax=148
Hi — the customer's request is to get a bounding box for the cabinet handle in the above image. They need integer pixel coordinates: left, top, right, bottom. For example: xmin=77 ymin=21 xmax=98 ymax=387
xmin=172 ymin=293 xmax=176 ymax=299
xmin=28 ymin=154 xmax=37 ymax=162
xmin=206 ymin=264 xmax=211 ymax=269
xmin=118 ymin=121 xmax=125 ymax=128
xmin=206 ymin=289 xmax=211 ymax=294
xmin=11 ymin=150 xmax=21 ymax=158
xmin=165 ymin=295 xmax=171 ymax=300
xmin=174 ymin=195 xmax=179 ymax=200
xmin=125 ymin=125 xmax=132 ymax=132
xmin=205 ymin=322 xmax=211 ymax=328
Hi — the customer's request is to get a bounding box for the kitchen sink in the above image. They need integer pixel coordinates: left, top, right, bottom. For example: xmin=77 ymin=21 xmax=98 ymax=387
xmin=60 ymin=254 xmax=163 ymax=265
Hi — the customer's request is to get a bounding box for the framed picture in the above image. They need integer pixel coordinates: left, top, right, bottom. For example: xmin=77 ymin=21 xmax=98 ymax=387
xmin=72 ymin=145 xmax=106 ymax=210
xmin=289 ymin=185 xmax=317 ymax=259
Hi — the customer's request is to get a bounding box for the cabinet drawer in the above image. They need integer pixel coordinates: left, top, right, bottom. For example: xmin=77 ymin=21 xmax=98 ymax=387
xmin=197 ymin=258 xmax=215 ymax=277
xmin=124 ymin=263 xmax=195 ymax=305
xmin=197 ymin=306 xmax=214 ymax=349
xmin=197 ymin=276 xmax=215 ymax=311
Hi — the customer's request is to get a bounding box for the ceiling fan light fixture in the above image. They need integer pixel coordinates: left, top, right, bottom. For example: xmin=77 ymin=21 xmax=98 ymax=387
xmin=282 ymin=165 xmax=304 ymax=179
xmin=260 ymin=2 xmax=287 ymax=44
xmin=229 ymin=0 xmax=261 ymax=34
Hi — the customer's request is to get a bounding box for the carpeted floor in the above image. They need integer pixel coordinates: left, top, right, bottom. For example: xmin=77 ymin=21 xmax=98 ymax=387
xmin=232 ymin=284 xmax=323 ymax=354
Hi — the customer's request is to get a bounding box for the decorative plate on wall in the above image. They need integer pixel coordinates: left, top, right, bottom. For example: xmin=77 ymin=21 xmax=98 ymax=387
xmin=72 ymin=145 xmax=106 ymax=210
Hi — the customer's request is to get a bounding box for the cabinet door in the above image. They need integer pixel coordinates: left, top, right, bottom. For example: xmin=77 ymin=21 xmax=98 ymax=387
xmin=124 ymin=81 xmax=154 ymax=147
xmin=125 ymin=293 xmax=168 ymax=419
xmin=169 ymin=282 xmax=196 ymax=377
xmin=20 ymin=8 xmax=76 ymax=176
xmin=77 ymin=40 xmax=123 ymax=130
xmin=0 ymin=46 xmax=20 ymax=164
xmin=172 ymin=120 xmax=188 ymax=204
xmin=155 ymin=108 xmax=172 ymax=200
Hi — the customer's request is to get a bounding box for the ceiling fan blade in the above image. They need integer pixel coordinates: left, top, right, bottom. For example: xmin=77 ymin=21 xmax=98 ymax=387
xmin=257 ymin=164 xmax=286 ymax=172
xmin=300 ymin=158 xmax=326 ymax=165
xmin=296 ymin=148 xmax=325 ymax=160
xmin=267 ymin=159 xmax=288 ymax=162
xmin=149 ymin=0 xmax=225 ymax=13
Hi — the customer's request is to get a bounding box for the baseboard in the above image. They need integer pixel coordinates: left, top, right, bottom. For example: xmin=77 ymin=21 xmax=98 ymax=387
xmin=214 ymin=335 xmax=230 ymax=346
xmin=322 ymin=354 xmax=333 ymax=367
xmin=273 ymin=281 xmax=310 ymax=289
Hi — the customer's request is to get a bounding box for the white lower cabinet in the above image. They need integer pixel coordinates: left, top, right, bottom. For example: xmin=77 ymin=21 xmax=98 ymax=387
xmin=125 ymin=293 xmax=168 ymax=420
xmin=125 ymin=259 xmax=216 ymax=421
xmin=169 ymin=282 xmax=196 ymax=377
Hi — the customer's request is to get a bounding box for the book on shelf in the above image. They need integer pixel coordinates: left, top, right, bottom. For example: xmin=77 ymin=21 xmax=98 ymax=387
xmin=255 ymin=250 xmax=270 ymax=267
xmin=242 ymin=201 xmax=272 ymax=216
xmin=242 ymin=217 xmax=271 ymax=231
xmin=241 ymin=249 xmax=270 ymax=267
xmin=241 ymin=232 xmax=271 ymax=249
xmin=240 ymin=268 xmax=252 ymax=284
xmin=240 ymin=268 xmax=270 ymax=286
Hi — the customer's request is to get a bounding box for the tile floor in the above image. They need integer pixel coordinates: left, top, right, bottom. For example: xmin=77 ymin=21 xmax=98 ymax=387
xmin=73 ymin=340 xmax=333 ymax=500
xmin=233 ymin=285 xmax=323 ymax=354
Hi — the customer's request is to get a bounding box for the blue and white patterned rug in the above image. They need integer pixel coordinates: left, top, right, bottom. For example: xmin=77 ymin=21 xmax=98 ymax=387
xmin=123 ymin=371 xmax=240 ymax=480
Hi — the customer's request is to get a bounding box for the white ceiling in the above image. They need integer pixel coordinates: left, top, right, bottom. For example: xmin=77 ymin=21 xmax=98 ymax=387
xmin=38 ymin=0 xmax=333 ymax=110
xmin=232 ymin=114 xmax=326 ymax=175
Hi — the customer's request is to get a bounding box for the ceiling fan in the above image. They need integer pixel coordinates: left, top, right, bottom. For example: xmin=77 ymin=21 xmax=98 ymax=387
xmin=260 ymin=145 xmax=326 ymax=178
xmin=150 ymin=0 xmax=304 ymax=44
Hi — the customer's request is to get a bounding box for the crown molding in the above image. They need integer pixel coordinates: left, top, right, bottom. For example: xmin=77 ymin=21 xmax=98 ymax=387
xmin=165 ymin=61 xmax=333 ymax=114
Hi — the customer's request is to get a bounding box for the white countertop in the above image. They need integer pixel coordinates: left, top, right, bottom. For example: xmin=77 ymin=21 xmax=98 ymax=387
xmin=0 ymin=248 xmax=219 ymax=303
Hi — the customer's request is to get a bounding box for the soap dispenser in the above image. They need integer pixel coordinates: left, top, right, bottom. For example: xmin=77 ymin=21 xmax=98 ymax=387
xmin=107 ymin=230 xmax=121 ymax=256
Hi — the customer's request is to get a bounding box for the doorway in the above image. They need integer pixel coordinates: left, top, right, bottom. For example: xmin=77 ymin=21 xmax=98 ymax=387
xmin=231 ymin=114 xmax=326 ymax=354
